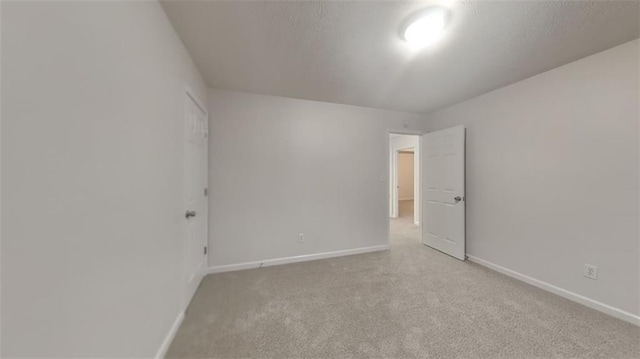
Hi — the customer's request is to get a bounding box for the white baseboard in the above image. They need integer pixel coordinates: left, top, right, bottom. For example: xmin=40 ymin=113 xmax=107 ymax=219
xmin=467 ymin=255 xmax=640 ymax=326
xmin=207 ymin=244 xmax=390 ymax=274
xmin=154 ymin=311 xmax=185 ymax=359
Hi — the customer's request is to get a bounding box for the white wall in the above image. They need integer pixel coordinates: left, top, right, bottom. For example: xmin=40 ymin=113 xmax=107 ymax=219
xmin=424 ymin=40 xmax=639 ymax=316
xmin=208 ymin=89 xmax=428 ymax=266
xmin=1 ymin=1 xmax=207 ymax=357
xmin=398 ymin=153 xmax=414 ymax=200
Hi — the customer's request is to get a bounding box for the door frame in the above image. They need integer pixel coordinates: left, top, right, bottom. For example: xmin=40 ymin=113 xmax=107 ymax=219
xmin=181 ymin=86 xmax=209 ymax=311
xmin=386 ymin=129 xmax=422 ymax=247
xmin=390 ymin=148 xmax=400 ymax=219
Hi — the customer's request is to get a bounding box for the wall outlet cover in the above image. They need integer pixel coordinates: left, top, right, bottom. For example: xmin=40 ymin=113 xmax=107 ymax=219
xmin=584 ymin=264 xmax=598 ymax=280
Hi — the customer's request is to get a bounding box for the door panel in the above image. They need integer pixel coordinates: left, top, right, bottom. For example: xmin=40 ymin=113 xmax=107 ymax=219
xmin=183 ymin=92 xmax=208 ymax=309
xmin=421 ymin=126 xmax=465 ymax=260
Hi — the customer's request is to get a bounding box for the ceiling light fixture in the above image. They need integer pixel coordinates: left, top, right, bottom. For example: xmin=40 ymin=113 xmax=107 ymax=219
xmin=402 ymin=7 xmax=449 ymax=50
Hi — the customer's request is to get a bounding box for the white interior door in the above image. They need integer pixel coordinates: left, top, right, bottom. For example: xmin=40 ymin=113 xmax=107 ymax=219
xmin=183 ymin=92 xmax=208 ymax=308
xmin=421 ymin=126 xmax=466 ymax=260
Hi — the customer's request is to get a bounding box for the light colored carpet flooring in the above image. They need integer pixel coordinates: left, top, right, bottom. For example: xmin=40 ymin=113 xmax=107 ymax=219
xmin=167 ymin=200 xmax=639 ymax=358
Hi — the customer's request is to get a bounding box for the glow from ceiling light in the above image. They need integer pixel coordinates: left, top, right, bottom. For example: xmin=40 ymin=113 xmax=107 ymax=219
xmin=403 ymin=8 xmax=448 ymax=50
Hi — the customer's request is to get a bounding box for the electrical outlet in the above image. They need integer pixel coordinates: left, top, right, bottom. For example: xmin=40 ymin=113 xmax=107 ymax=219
xmin=584 ymin=264 xmax=598 ymax=280
xmin=298 ymin=233 xmax=304 ymax=244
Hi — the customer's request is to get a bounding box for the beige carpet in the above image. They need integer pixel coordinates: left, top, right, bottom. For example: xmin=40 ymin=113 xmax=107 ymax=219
xmin=167 ymin=200 xmax=639 ymax=358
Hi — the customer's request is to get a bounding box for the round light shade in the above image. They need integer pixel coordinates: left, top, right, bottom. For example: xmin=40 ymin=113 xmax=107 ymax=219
xmin=403 ymin=8 xmax=449 ymax=49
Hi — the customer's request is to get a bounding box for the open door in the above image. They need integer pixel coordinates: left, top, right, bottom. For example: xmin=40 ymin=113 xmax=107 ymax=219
xmin=421 ymin=126 xmax=466 ymax=260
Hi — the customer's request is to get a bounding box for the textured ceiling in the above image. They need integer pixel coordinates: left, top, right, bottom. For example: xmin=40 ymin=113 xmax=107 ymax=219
xmin=162 ymin=0 xmax=639 ymax=114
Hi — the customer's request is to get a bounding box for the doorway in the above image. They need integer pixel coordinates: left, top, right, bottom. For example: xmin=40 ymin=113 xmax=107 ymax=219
xmin=389 ymin=133 xmax=421 ymax=246
xmin=397 ymin=149 xmax=415 ymax=220
xmin=388 ymin=127 xmax=467 ymax=260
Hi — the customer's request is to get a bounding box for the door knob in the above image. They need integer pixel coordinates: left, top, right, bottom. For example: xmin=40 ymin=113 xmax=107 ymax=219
xmin=454 ymin=196 xmax=462 ymax=203
xmin=185 ymin=210 xmax=197 ymax=218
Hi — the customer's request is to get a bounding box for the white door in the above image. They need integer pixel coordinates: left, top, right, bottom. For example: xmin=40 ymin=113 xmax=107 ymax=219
xmin=183 ymin=92 xmax=208 ymax=308
xmin=421 ymin=126 xmax=465 ymax=260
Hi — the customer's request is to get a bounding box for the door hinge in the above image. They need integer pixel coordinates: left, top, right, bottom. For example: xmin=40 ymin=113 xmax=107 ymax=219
xmin=204 ymin=188 xmax=208 ymax=196
xmin=204 ymin=246 xmax=208 ymax=255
